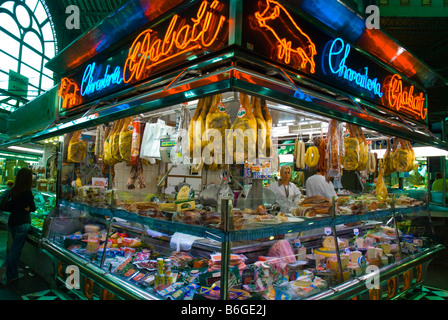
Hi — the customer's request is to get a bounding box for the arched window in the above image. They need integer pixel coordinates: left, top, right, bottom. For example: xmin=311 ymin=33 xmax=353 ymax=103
xmin=0 ymin=0 xmax=57 ymax=112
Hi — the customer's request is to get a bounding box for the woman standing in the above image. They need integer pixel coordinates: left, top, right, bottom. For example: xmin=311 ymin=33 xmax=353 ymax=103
xmin=267 ymin=165 xmax=301 ymax=212
xmin=0 ymin=168 xmax=36 ymax=285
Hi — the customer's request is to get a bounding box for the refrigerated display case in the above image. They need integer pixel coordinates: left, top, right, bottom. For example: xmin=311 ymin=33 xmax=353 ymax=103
xmin=38 ymin=91 xmax=443 ymax=300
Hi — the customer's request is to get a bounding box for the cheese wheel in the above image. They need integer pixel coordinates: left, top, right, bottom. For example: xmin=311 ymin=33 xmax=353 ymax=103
xmin=305 ymin=146 xmax=319 ymax=167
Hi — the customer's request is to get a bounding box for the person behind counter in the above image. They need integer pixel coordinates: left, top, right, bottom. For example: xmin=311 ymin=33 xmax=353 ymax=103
xmin=0 ymin=168 xmax=36 ymax=286
xmin=432 ymin=173 xmax=448 ymax=192
xmin=267 ymin=165 xmax=301 ymax=211
xmin=305 ymin=170 xmax=337 ymax=199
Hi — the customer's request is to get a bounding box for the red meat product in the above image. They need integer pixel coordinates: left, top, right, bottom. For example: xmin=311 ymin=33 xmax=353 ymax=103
xmin=131 ymin=119 xmax=141 ymax=167
xmin=268 ymin=240 xmax=296 ymax=264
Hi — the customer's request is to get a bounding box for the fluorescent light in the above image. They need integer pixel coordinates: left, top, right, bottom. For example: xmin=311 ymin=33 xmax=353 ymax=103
xmin=279 ymin=154 xmax=294 ymax=163
xmin=8 ymin=146 xmax=44 ymax=154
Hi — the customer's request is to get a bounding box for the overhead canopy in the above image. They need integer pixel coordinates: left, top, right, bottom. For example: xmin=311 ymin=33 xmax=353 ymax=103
xmin=3 ymin=0 xmax=447 ymax=150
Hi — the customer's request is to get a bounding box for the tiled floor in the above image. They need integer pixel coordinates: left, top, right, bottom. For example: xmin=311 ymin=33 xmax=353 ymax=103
xmin=397 ymin=286 xmax=448 ymax=301
xmin=1 ymin=226 xmax=447 ymax=300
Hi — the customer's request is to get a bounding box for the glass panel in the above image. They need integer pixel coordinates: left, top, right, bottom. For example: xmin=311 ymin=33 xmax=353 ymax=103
xmin=0 ymin=51 xmax=18 ymax=75
xmin=396 ymin=208 xmax=438 ymax=257
xmin=0 ymin=1 xmax=15 ymax=12
xmin=19 ymin=63 xmax=39 ymax=91
xmin=41 ymin=21 xmax=54 ymax=42
xmin=21 ymin=43 xmax=43 ymax=72
xmin=15 ymin=3 xmax=32 ymax=29
xmin=0 ymin=69 xmax=9 ymax=91
xmin=23 ymin=30 xmax=43 ymax=53
xmin=40 ymin=73 xmax=54 ymax=91
xmin=0 ymin=31 xmax=20 ymax=57
xmin=0 ymin=12 xmax=21 ymax=38
xmin=44 ymin=41 xmax=55 ymax=59
xmin=33 ymin=0 xmax=47 ymax=24
xmin=25 ymin=0 xmax=39 ymax=12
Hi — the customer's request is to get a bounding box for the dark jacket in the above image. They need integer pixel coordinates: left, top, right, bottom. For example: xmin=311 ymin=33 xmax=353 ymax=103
xmin=8 ymin=190 xmax=36 ymax=227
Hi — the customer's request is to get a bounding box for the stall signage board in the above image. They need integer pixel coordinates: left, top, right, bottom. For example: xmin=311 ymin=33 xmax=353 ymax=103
xmin=58 ymin=0 xmax=229 ymax=113
xmin=242 ymin=0 xmax=427 ymax=123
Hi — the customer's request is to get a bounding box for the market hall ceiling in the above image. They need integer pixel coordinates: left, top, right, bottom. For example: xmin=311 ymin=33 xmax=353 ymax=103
xmin=43 ymin=0 xmax=448 ymax=124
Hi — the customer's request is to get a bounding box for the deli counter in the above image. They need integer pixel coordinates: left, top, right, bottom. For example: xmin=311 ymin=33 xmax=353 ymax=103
xmin=38 ymin=91 xmax=444 ymax=301
xmin=2 ymin=0 xmax=447 ymax=301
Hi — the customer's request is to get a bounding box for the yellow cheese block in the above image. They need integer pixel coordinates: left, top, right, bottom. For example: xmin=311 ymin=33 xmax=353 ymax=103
xmin=350 ymin=251 xmax=362 ymax=264
xmin=379 ymin=243 xmax=391 ymax=254
xmin=158 ymin=202 xmax=176 ymax=211
xmin=313 ymin=247 xmax=341 ymax=258
xmin=323 ymin=237 xmax=346 ymax=250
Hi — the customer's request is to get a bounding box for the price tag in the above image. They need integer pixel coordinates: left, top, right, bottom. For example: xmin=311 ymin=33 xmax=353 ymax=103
xmin=353 ymin=228 xmax=359 ymax=236
xmin=344 ymin=248 xmax=351 ymax=255
xmin=324 ymin=228 xmax=331 ymax=236
xmin=293 ymin=239 xmax=301 ymax=247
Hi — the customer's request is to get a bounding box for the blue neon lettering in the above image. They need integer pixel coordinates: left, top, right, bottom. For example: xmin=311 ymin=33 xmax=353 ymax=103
xmin=80 ymin=62 xmax=123 ymax=96
xmin=328 ymin=38 xmax=383 ymax=98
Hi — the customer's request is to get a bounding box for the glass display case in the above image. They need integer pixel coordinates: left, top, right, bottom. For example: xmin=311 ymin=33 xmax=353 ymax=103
xmin=42 ymin=191 xmax=442 ymax=300
xmin=38 ymin=91 xmax=443 ymax=300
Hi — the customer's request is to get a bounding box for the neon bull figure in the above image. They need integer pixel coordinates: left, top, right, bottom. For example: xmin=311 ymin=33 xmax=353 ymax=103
xmin=255 ymin=0 xmax=317 ymax=74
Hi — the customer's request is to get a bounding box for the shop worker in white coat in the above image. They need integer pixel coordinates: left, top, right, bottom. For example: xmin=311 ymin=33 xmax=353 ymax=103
xmin=268 ymin=165 xmax=301 ymax=212
xmin=305 ymin=170 xmax=337 ymax=199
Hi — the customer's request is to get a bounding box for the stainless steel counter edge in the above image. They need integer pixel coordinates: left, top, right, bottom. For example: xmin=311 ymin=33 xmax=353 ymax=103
xmin=40 ymin=239 xmax=160 ymax=300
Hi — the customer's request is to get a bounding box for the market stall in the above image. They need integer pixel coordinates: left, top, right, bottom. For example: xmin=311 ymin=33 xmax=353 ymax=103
xmin=1 ymin=0 xmax=446 ymax=300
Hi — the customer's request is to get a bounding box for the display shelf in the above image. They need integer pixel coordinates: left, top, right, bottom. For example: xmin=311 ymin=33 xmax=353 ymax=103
xmin=58 ymin=200 xmax=428 ymax=242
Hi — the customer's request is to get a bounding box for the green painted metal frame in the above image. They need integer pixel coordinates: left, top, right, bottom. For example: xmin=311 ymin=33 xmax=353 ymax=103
xmin=2 ymin=47 xmax=446 ymax=151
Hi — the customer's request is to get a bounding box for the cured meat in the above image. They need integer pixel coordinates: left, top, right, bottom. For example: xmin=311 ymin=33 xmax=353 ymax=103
xmin=188 ymin=98 xmax=203 ymax=157
xmin=404 ymin=139 xmax=415 ymax=171
xmin=327 ymin=119 xmax=341 ymax=175
xmin=126 ymin=158 xmax=145 ymax=189
xmin=393 ymin=138 xmax=414 ymax=172
xmin=111 ymin=118 xmax=125 ymax=163
xmin=103 ymin=123 xmax=115 ymax=166
xmin=198 ymin=96 xmax=211 ymax=151
xmin=376 ymin=159 xmax=388 ymax=199
xmin=294 ymin=138 xmax=305 ymax=169
xmin=261 ymin=100 xmax=273 ymax=157
xmin=268 ymin=240 xmax=296 ymax=265
xmin=389 ymin=138 xmax=398 ymax=173
xmin=205 ymin=94 xmax=230 ymax=170
xmin=130 ymin=119 xmax=141 ymax=167
xmin=317 ymin=137 xmax=327 ymax=173
xmin=342 ymin=124 xmax=359 ymax=171
xmin=367 ymin=152 xmax=377 ymax=174
xmin=190 ymin=97 xmax=211 ymax=172
xmin=383 ymin=139 xmax=392 ymax=176
xmin=252 ymin=96 xmax=267 ymax=158
xmin=119 ymin=116 xmax=133 ymax=163
xmin=227 ymin=93 xmax=257 ymax=163
xmin=357 ymin=127 xmax=368 ymax=171
xmin=67 ymin=130 xmax=87 ymax=163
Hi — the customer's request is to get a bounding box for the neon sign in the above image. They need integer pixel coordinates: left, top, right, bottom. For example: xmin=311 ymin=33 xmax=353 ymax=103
xmin=59 ymin=77 xmax=82 ymax=109
xmin=328 ymin=38 xmax=383 ymax=98
xmin=80 ymin=62 xmax=123 ymax=96
xmin=384 ymin=74 xmax=427 ymax=120
xmin=123 ymin=0 xmax=226 ymax=83
xmin=254 ymin=0 xmax=317 ymax=73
